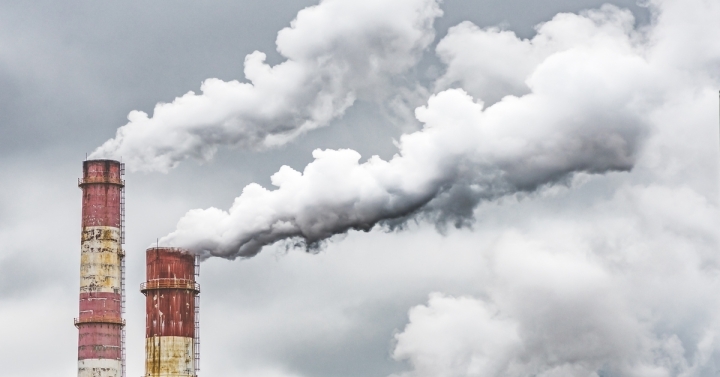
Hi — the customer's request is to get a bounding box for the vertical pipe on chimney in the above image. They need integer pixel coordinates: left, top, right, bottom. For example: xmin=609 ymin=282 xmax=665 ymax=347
xmin=76 ymin=159 xmax=125 ymax=377
xmin=141 ymin=247 xmax=200 ymax=377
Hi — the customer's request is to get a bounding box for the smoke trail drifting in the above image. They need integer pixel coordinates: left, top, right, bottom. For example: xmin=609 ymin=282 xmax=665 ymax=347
xmin=89 ymin=0 xmax=442 ymax=172
xmin=161 ymin=5 xmax=662 ymax=259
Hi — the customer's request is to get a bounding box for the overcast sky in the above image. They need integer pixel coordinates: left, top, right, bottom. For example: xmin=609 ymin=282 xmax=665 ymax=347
xmin=1 ymin=1 xmax=720 ymax=376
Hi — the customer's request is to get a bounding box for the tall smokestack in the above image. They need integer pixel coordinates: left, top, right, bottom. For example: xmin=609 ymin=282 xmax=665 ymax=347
xmin=141 ymin=247 xmax=200 ymax=377
xmin=76 ymin=159 xmax=126 ymax=377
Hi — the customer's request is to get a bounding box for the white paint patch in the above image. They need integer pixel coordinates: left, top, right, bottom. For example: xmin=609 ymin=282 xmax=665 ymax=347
xmin=78 ymin=358 xmax=121 ymax=377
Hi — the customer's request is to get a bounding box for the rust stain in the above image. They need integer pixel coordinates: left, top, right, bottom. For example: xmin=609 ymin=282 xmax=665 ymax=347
xmin=82 ymin=159 xmax=123 ymax=182
xmin=144 ymin=248 xmax=197 ymax=338
xmin=146 ymin=248 xmax=195 ymax=280
xmin=77 ymin=323 xmax=122 ymax=359
xmin=143 ymin=248 xmax=198 ymax=376
xmin=80 ymin=159 xmax=123 ymax=228
xmin=145 ymin=336 xmax=194 ymax=376
xmin=81 ymin=185 xmax=122 ymax=228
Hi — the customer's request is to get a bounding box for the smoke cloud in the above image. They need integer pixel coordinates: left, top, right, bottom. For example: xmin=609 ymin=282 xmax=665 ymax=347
xmin=89 ymin=0 xmax=442 ymax=172
xmin=160 ymin=4 xmax=670 ymax=259
xmin=391 ymin=183 xmax=720 ymax=376
xmin=388 ymin=0 xmax=720 ymax=375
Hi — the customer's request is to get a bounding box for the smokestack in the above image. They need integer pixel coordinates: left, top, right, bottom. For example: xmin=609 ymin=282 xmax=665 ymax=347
xmin=75 ymin=159 xmax=126 ymax=377
xmin=141 ymin=247 xmax=200 ymax=377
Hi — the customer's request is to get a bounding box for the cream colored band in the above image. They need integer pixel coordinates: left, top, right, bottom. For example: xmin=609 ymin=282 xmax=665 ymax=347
xmin=78 ymin=359 xmax=121 ymax=377
xmin=80 ymin=226 xmax=122 ymax=293
xmin=145 ymin=336 xmax=195 ymax=377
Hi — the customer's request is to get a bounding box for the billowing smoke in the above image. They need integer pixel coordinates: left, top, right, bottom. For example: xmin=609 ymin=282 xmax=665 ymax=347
xmin=89 ymin=0 xmax=442 ymax=172
xmin=388 ymin=0 xmax=720 ymax=375
xmin=160 ymin=4 xmax=666 ymax=259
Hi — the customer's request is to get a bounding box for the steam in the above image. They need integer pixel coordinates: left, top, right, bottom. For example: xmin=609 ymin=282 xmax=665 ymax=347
xmin=161 ymin=5 xmax=661 ymax=258
xmin=89 ymin=0 xmax=442 ymax=172
xmin=152 ymin=0 xmax=720 ymax=376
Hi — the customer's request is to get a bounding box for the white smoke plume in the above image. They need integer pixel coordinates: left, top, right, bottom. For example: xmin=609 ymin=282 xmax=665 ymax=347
xmin=159 ymin=3 xmax=680 ymax=259
xmin=89 ymin=0 xmax=442 ymax=172
xmin=391 ymin=178 xmax=720 ymax=377
xmin=391 ymin=183 xmax=720 ymax=376
xmin=387 ymin=0 xmax=720 ymax=375
xmin=133 ymin=0 xmax=720 ymax=374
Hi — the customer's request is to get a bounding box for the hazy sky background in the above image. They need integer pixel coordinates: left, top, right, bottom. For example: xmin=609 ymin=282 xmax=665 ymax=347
xmin=1 ymin=1 xmax=719 ymax=377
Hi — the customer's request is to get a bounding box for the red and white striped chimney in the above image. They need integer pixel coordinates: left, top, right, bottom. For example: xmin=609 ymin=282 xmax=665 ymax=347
xmin=76 ymin=159 xmax=126 ymax=377
xmin=141 ymin=247 xmax=200 ymax=377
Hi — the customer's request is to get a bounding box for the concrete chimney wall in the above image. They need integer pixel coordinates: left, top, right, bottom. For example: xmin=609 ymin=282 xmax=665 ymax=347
xmin=76 ymin=159 xmax=126 ymax=377
xmin=141 ymin=247 xmax=200 ymax=377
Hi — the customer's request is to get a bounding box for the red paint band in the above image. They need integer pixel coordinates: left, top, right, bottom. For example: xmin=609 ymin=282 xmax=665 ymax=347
xmin=77 ymin=323 xmax=122 ymax=360
xmin=144 ymin=248 xmax=197 ymax=338
xmin=79 ymin=292 xmax=122 ymax=321
xmin=146 ymin=248 xmax=196 ymax=280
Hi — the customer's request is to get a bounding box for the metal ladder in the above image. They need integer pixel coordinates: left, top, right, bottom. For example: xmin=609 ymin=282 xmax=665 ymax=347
xmin=120 ymin=254 xmax=126 ymax=377
xmin=119 ymin=163 xmax=127 ymax=377
xmin=120 ymin=163 xmax=126 ymax=244
xmin=194 ymin=257 xmax=200 ymax=374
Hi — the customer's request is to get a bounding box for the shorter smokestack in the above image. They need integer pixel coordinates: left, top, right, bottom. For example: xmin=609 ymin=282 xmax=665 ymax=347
xmin=141 ymin=247 xmax=200 ymax=377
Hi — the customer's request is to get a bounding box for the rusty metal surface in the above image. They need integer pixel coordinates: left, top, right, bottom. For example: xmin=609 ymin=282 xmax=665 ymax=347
xmin=79 ymin=177 xmax=124 ymax=186
xmin=145 ymin=336 xmax=195 ymax=377
xmin=82 ymin=184 xmax=122 ymax=228
xmin=79 ymin=292 xmax=121 ymax=320
xmin=146 ymin=248 xmax=195 ymax=280
xmin=78 ymin=323 xmax=122 ymax=359
xmin=145 ymin=248 xmax=196 ymax=338
xmin=83 ymin=159 xmax=123 ymax=183
xmin=146 ymin=288 xmax=197 ymax=338
xmin=75 ymin=317 xmax=125 ymax=326
xmin=144 ymin=248 xmax=198 ymax=376
xmin=78 ymin=359 xmax=122 ymax=377
xmin=81 ymin=160 xmax=123 ymax=228
xmin=78 ymin=160 xmax=124 ymax=372
xmin=141 ymin=279 xmax=200 ymax=294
